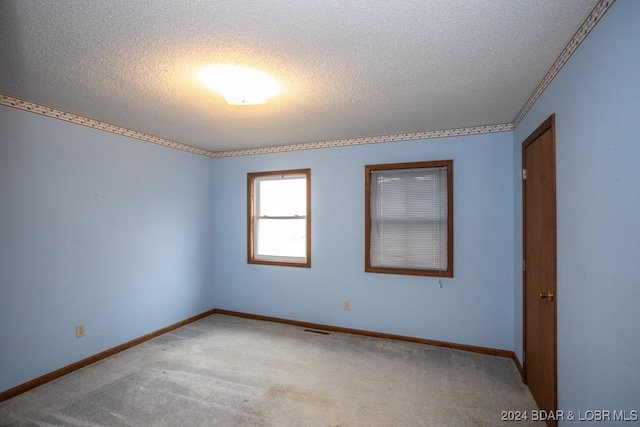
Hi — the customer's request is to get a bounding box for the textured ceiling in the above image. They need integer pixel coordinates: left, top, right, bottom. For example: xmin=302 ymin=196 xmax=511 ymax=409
xmin=0 ymin=0 xmax=601 ymax=153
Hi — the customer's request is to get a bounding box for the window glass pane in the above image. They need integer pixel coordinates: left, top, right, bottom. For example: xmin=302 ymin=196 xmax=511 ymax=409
xmin=257 ymin=218 xmax=306 ymax=257
xmin=370 ymin=220 xmax=447 ymax=269
xmin=372 ymin=168 xmax=446 ymax=220
xmin=258 ymin=177 xmax=306 ymax=217
xmin=248 ymin=169 xmax=310 ymax=267
xmin=370 ymin=166 xmax=448 ymax=271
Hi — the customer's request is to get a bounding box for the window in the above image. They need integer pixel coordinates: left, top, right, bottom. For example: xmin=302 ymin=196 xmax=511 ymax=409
xmin=365 ymin=160 xmax=453 ymax=277
xmin=247 ymin=169 xmax=311 ymax=267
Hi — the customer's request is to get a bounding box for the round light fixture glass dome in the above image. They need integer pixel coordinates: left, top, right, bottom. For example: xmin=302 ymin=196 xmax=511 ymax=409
xmin=198 ymin=65 xmax=281 ymax=105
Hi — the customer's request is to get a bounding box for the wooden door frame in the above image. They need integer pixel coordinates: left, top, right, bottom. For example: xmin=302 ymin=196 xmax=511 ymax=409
xmin=521 ymin=114 xmax=558 ymax=409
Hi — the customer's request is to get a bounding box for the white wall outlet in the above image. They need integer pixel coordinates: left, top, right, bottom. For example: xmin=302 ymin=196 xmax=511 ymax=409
xmin=76 ymin=324 xmax=85 ymax=338
xmin=343 ymin=300 xmax=350 ymax=311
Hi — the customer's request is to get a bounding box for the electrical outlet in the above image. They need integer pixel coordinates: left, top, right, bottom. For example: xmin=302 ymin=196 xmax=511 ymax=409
xmin=76 ymin=324 xmax=85 ymax=338
xmin=343 ymin=300 xmax=350 ymax=311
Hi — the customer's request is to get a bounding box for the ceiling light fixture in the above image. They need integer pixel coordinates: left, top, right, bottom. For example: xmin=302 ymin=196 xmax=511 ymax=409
xmin=198 ymin=65 xmax=281 ymax=106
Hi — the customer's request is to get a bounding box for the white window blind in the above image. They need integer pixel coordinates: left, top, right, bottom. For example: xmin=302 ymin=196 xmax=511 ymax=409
xmin=370 ymin=166 xmax=448 ymax=271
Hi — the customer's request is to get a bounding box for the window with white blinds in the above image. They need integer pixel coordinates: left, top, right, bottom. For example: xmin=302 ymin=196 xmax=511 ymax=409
xmin=365 ymin=160 xmax=453 ymax=277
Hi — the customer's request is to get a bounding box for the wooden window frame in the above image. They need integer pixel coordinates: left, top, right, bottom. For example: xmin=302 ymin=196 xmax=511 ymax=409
xmin=365 ymin=160 xmax=453 ymax=277
xmin=247 ymin=169 xmax=311 ymax=268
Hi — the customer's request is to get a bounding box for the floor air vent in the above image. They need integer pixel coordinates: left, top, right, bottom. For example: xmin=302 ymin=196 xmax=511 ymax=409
xmin=304 ymin=329 xmax=330 ymax=335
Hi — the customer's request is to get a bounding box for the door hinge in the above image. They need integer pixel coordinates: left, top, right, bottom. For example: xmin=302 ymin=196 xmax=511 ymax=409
xmin=522 ymin=169 xmax=528 ymax=180
xmin=523 ymin=260 xmax=526 ymax=272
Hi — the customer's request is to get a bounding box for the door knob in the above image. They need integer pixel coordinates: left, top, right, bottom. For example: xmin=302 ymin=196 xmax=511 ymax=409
xmin=539 ymin=291 xmax=555 ymax=301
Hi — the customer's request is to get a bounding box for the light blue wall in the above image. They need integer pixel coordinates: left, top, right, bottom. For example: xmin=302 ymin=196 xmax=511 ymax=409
xmin=0 ymin=105 xmax=215 ymax=392
xmin=513 ymin=0 xmax=640 ymax=420
xmin=4 ymin=1 xmax=635 ymax=409
xmin=211 ymin=132 xmax=515 ymax=351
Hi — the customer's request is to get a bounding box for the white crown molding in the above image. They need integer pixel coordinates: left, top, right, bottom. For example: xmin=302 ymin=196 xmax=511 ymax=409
xmin=513 ymin=0 xmax=615 ymax=126
xmin=0 ymin=0 xmax=615 ymax=158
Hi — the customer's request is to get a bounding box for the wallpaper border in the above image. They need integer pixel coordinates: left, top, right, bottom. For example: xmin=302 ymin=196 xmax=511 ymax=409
xmin=0 ymin=0 xmax=614 ymax=158
xmin=0 ymin=94 xmax=217 ymax=158
xmin=212 ymin=123 xmax=515 ymax=158
xmin=513 ymin=0 xmax=615 ymax=126
xmin=0 ymin=93 xmax=512 ymax=158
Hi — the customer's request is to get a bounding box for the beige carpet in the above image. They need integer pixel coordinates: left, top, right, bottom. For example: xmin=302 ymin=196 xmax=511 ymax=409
xmin=0 ymin=314 xmax=542 ymax=426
